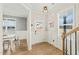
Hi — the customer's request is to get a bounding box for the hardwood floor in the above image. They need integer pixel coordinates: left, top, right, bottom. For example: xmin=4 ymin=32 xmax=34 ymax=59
xmin=12 ymin=42 xmax=63 ymax=55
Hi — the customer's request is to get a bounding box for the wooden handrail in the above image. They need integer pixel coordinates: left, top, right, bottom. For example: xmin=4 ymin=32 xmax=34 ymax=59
xmin=61 ymin=26 xmax=79 ymax=55
xmin=62 ymin=27 xmax=79 ymax=40
xmin=63 ymin=27 xmax=79 ymax=37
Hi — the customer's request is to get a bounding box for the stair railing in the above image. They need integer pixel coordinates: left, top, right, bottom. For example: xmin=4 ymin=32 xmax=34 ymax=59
xmin=61 ymin=27 xmax=79 ymax=55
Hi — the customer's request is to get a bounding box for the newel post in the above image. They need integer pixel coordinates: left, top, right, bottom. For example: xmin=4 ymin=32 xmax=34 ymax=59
xmin=61 ymin=32 xmax=66 ymax=55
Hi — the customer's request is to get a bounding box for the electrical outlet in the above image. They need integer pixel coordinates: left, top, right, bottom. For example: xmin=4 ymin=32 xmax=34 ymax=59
xmin=53 ymin=40 xmax=55 ymax=42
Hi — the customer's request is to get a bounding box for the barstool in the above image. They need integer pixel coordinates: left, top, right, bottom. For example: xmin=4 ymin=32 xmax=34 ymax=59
xmin=3 ymin=40 xmax=11 ymax=54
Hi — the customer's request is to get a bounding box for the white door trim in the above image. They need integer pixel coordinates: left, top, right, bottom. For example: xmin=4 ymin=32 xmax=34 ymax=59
xmin=20 ymin=3 xmax=32 ymax=50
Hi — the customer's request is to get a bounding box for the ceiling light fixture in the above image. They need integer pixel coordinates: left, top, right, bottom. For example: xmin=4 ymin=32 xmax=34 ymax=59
xmin=43 ymin=6 xmax=48 ymax=13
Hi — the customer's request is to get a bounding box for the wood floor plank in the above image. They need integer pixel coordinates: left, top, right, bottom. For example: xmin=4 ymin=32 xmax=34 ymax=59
xmin=12 ymin=42 xmax=63 ymax=55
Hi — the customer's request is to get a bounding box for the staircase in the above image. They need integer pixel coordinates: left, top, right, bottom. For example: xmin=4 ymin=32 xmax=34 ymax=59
xmin=61 ymin=27 xmax=79 ymax=55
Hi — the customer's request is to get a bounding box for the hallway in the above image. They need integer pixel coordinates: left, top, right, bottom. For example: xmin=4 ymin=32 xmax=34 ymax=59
xmin=0 ymin=3 xmax=79 ymax=55
xmin=13 ymin=42 xmax=63 ymax=55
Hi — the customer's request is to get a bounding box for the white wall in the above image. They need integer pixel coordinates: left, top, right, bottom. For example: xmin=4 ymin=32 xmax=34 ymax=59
xmin=16 ymin=17 xmax=27 ymax=31
xmin=16 ymin=16 xmax=27 ymax=43
xmin=31 ymin=11 xmax=47 ymax=45
xmin=16 ymin=31 xmax=27 ymax=40
xmin=0 ymin=4 xmax=3 ymax=55
xmin=16 ymin=18 xmax=27 ymax=40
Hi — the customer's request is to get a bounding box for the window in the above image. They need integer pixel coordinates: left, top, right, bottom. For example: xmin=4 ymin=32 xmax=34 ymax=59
xmin=59 ymin=9 xmax=73 ymax=29
xmin=3 ymin=18 xmax=16 ymax=35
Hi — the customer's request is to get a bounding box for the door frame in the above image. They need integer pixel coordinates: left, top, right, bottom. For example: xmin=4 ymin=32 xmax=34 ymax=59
xmin=21 ymin=3 xmax=32 ymax=50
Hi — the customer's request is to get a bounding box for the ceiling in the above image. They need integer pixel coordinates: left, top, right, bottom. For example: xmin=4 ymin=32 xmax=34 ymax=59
xmin=23 ymin=3 xmax=56 ymax=12
xmin=3 ymin=3 xmax=29 ymax=17
xmin=3 ymin=3 xmax=56 ymax=17
xmin=3 ymin=3 xmax=75 ymax=17
xmin=23 ymin=3 xmax=75 ymax=14
xmin=3 ymin=3 xmax=55 ymax=17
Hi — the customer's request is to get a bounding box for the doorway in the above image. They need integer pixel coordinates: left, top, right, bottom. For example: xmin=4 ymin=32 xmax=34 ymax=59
xmin=2 ymin=3 xmax=29 ymax=54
